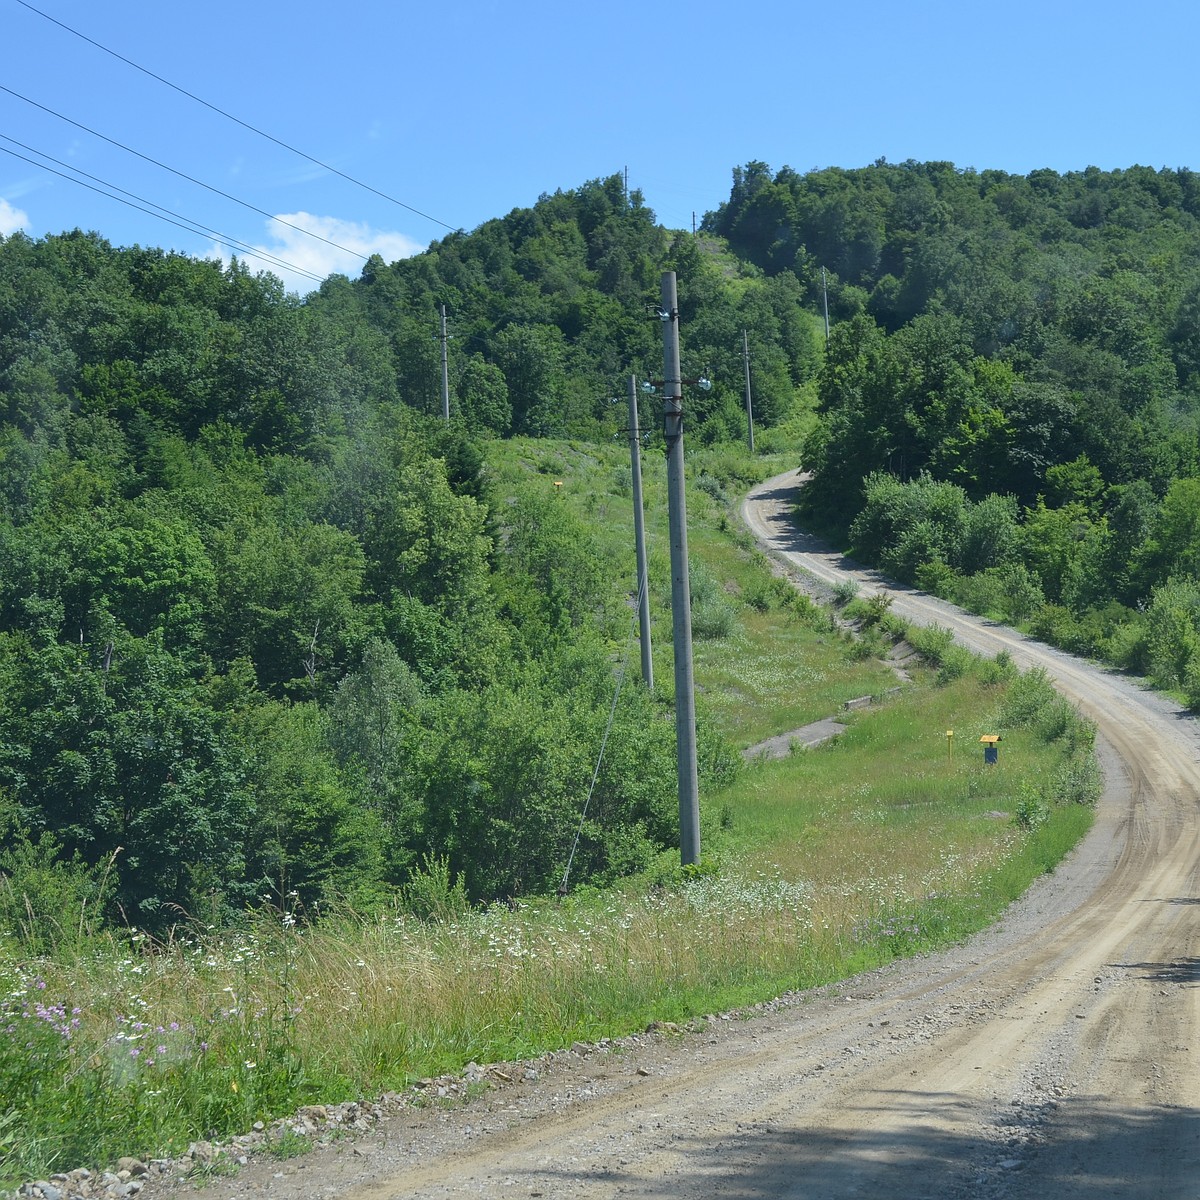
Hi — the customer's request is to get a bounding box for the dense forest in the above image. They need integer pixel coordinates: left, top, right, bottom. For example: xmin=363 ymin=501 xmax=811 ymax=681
xmin=5 ymin=160 xmax=1200 ymax=932
xmin=709 ymin=160 xmax=1200 ymax=701
xmin=0 ymin=177 xmax=786 ymax=931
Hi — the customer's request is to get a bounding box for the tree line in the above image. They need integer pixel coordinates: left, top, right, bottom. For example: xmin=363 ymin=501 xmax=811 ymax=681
xmin=709 ymin=159 xmax=1200 ymax=702
xmin=1 ymin=176 xmax=787 ymax=932
xmin=8 ymin=156 xmax=1200 ymax=931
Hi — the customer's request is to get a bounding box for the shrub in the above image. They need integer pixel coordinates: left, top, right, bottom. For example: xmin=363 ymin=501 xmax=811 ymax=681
xmin=915 ymin=560 xmax=958 ymax=598
xmin=0 ymin=823 xmax=116 ymax=955
xmin=906 ymin=623 xmax=955 ymax=666
xmin=1101 ymin=616 xmax=1150 ymax=674
xmin=689 ymin=560 xmax=738 ymax=639
xmin=695 ymin=473 xmax=728 ymax=505
xmin=400 ymin=853 xmax=470 ymax=921
xmin=1015 ymin=784 xmax=1050 ymax=830
xmin=832 ymin=579 xmax=859 ymax=606
xmin=936 ymin=645 xmax=972 ymax=685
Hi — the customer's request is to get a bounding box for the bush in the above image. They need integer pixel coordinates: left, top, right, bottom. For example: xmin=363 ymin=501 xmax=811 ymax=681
xmin=0 ymin=822 xmax=115 ymax=954
xmin=950 ymin=570 xmax=1006 ymax=617
xmin=832 ymin=579 xmax=859 ymax=606
xmin=936 ymin=645 xmax=972 ymax=685
xmin=399 ymin=853 xmax=470 ymax=921
xmin=979 ymin=649 xmax=1016 ymax=686
xmin=998 ymin=666 xmax=1058 ymax=727
xmin=915 ymin=560 xmax=957 ymax=598
xmin=695 ymin=473 xmax=728 ymax=504
xmin=1052 ymin=753 xmax=1103 ymax=806
xmin=1102 ymin=616 xmax=1150 ymax=675
xmin=689 ymin=561 xmax=738 ymax=639
xmin=999 ymin=666 xmax=1094 ymax=749
xmin=906 ymin=623 xmax=955 ymax=666
xmin=1014 ymin=783 xmax=1050 ymax=831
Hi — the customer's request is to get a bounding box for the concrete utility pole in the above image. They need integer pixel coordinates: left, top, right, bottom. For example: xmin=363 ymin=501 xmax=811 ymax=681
xmin=439 ymin=304 xmax=451 ymax=421
xmin=742 ymin=329 xmax=755 ymax=454
xmin=627 ymin=375 xmax=654 ymax=690
xmin=821 ymin=267 xmax=831 ymax=345
xmin=660 ymin=271 xmax=701 ymax=867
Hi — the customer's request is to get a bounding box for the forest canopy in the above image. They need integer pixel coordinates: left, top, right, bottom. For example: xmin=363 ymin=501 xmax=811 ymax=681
xmin=5 ymin=160 xmax=1200 ymax=930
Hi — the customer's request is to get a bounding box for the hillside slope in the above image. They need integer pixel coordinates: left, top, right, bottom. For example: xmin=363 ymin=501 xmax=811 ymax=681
xmin=124 ymin=473 xmax=1199 ymax=1200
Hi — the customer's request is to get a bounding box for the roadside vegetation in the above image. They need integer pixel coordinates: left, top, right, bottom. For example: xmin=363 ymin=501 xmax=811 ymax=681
xmin=1 ymin=439 xmax=1098 ymax=1185
xmin=19 ymin=157 xmax=1200 ymax=1181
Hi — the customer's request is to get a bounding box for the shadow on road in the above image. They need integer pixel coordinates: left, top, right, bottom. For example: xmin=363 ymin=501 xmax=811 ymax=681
xmin=1111 ymin=956 xmax=1200 ymax=984
xmin=511 ymin=1094 xmax=1200 ymax=1198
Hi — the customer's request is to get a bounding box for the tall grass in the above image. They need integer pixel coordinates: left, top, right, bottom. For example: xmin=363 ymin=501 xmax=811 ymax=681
xmin=2 ymin=657 xmax=1094 ymax=1184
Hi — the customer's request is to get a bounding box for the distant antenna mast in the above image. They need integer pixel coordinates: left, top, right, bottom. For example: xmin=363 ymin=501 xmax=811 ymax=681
xmin=624 ymin=165 xmax=629 ymax=205
xmin=439 ymin=304 xmax=451 ymax=420
xmin=821 ymin=267 xmax=830 ymax=345
xmin=742 ymin=330 xmax=755 ymax=454
xmin=626 ymin=374 xmax=653 ymax=689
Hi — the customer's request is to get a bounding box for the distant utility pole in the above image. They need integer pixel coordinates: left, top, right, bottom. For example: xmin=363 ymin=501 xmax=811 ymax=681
xmin=660 ymin=271 xmax=701 ymax=867
xmin=742 ymin=330 xmax=755 ymax=454
xmin=821 ymin=267 xmax=830 ymax=345
xmin=627 ymin=375 xmax=653 ymax=690
xmin=439 ymin=304 xmax=451 ymax=421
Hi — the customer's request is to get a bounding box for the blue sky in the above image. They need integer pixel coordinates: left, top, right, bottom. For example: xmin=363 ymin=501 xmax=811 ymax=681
xmin=3 ymin=0 xmax=1198 ymax=293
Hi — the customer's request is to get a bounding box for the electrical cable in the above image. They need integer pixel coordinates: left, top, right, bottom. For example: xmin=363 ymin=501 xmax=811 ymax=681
xmin=15 ymin=0 xmax=458 ymax=233
xmin=0 ymin=132 xmax=327 ymax=282
xmin=558 ymin=569 xmax=647 ymax=895
xmin=0 ymin=143 xmax=326 ymax=283
xmin=0 ymin=84 xmax=370 ymax=263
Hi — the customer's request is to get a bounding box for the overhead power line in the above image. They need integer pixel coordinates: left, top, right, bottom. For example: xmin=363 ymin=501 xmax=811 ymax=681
xmin=16 ymin=0 xmax=458 ymax=233
xmin=0 ymin=142 xmax=326 ymax=284
xmin=0 ymin=84 xmax=369 ymax=264
xmin=0 ymin=131 xmax=327 ymax=281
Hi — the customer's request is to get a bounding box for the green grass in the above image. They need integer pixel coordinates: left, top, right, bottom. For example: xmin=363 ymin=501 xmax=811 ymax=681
xmin=0 ymin=439 xmax=1097 ymax=1187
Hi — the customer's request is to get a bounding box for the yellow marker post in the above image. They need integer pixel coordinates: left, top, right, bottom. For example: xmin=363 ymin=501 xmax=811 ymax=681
xmin=946 ymin=729 xmax=954 ymax=763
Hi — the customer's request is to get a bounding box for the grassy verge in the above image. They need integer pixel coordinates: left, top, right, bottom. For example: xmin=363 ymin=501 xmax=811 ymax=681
xmin=0 ymin=444 xmax=1098 ymax=1185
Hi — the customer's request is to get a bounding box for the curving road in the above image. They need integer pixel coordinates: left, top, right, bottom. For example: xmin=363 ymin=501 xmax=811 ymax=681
xmin=160 ymin=471 xmax=1200 ymax=1200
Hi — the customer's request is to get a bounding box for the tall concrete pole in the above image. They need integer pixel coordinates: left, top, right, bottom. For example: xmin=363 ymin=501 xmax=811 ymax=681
xmin=821 ymin=267 xmax=830 ymax=345
xmin=742 ymin=329 xmax=755 ymax=454
xmin=439 ymin=304 xmax=451 ymax=421
xmin=660 ymin=272 xmax=701 ymax=866
xmin=627 ymin=375 xmax=654 ymax=690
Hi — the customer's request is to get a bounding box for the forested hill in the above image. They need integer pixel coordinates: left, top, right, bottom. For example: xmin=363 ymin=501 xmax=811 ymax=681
xmin=6 ymin=160 xmax=1200 ymax=932
xmin=707 ymin=160 xmax=1200 ymax=704
xmin=1 ymin=174 xmax=789 ymax=931
xmin=708 ymin=159 xmax=1200 ymax=505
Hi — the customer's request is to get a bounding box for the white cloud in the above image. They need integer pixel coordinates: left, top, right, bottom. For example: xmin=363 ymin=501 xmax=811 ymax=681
xmin=0 ymin=197 xmax=30 ymax=237
xmin=210 ymin=212 xmax=425 ymax=295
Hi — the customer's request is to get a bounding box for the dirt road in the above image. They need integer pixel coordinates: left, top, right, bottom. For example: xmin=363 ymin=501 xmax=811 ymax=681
xmin=153 ymin=471 xmax=1200 ymax=1199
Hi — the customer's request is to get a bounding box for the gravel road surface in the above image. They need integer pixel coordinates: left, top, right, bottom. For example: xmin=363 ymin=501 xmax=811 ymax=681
xmin=131 ymin=470 xmax=1200 ymax=1200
